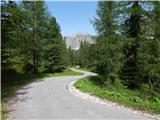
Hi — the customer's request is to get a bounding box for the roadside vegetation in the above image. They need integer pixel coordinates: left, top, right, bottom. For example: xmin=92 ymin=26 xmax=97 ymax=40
xmin=1 ymin=1 xmax=79 ymax=119
xmin=72 ymin=1 xmax=160 ymax=114
xmin=74 ymin=67 xmax=93 ymax=72
xmin=74 ymin=77 xmax=160 ymax=113
xmin=46 ymin=68 xmax=83 ymax=77
xmin=1 ymin=0 xmax=160 ymax=119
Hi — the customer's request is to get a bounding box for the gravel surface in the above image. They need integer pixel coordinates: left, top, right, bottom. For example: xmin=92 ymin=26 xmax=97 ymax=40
xmin=7 ymin=68 xmax=157 ymax=120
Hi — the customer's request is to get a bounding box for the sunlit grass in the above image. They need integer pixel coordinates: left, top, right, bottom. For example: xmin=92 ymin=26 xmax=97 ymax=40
xmin=74 ymin=67 xmax=93 ymax=72
xmin=74 ymin=77 xmax=160 ymax=114
xmin=46 ymin=68 xmax=83 ymax=77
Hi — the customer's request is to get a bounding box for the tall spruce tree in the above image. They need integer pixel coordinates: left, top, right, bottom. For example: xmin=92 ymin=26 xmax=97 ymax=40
xmin=120 ymin=1 xmax=145 ymax=88
xmin=92 ymin=1 xmax=122 ymax=77
xmin=42 ymin=17 xmax=65 ymax=72
xmin=142 ymin=1 xmax=160 ymax=93
xmin=79 ymin=41 xmax=90 ymax=68
xmin=153 ymin=2 xmax=160 ymax=77
xmin=92 ymin=1 xmax=115 ymax=36
xmin=1 ymin=1 xmax=16 ymax=71
xmin=1 ymin=1 xmax=21 ymax=82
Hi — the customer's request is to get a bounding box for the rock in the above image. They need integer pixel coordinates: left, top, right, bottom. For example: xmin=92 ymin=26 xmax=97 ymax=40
xmin=64 ymin=32 xmax=95 ymax=50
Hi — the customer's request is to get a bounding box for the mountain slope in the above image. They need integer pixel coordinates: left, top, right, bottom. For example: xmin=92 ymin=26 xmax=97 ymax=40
xmin=64 ymin=32 xmax=95 ymax=50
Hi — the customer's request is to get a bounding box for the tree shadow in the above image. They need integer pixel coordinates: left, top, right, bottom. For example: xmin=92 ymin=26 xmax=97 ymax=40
xmin=7 ymin=85 xmax=33 ymax=117
xmin=1 ymin=68 xmax=66 ymax=120
xmin=9 ymin=85 xmax=33 ymax=103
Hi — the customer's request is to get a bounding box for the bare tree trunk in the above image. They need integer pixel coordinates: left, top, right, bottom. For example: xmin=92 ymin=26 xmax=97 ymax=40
xmin=148 ymin=76 xmax=153 ymax=92
xmin=32 ymin=1 xmax=38 ymax=73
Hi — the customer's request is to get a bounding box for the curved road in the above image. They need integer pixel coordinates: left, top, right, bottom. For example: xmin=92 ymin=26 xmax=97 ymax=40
xmin=8 ymin=68 xmax=151 ymax=120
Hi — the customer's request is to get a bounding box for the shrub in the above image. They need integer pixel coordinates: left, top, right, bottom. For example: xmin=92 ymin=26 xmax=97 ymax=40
xmin=22 ymin=63 xmax=34 ymax=74
xmin=130 ymin=96 xmax=142 ymax=103
xmin=150 ymin=97 xmax=160 ymax=103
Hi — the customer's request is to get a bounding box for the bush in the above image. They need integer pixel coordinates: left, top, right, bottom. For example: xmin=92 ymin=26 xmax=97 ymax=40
xmin=74 ymin=77 xmax=160 ymax=113
xmin=22 ymin=63 xmax=34 ymax=74
xmin=130 ymin=96 xmax=142 ymax=103
xmin=102 ymin=73 xmax=124 ymax=89
xmin=108 ymin=92 xmax=122 ymax=98
xmin=150 ymin=97 xmax=160 ymax=103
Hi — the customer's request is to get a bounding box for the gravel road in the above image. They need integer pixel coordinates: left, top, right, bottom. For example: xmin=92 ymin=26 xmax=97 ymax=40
xmin=8 ymin=68 xmax=152 ymax=120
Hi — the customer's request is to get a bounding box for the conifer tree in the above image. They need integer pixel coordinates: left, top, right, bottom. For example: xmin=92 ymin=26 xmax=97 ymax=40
xmin=79 ymin=41 xmax=90 ymax=68
xmin=140 ymin=1 xmax=160 ymax=93
xmin=120 ymin=1 xmax=144 ymax=88
xmin=92 ymin=1 xmax=122 ymax=77
xmin=42 ymin=17 xmax=65 ymax=72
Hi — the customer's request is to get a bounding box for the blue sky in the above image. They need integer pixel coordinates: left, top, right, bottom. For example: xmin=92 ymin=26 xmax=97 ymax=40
xmin=45 ymin=1 xmax=97 ymax=36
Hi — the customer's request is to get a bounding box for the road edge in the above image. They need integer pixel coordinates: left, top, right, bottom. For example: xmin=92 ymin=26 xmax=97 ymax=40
xmin=68 ymin=77 xmax=160 ymax=120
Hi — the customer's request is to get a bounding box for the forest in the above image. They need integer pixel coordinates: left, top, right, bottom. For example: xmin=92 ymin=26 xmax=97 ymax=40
xmin=73 ymin=1 xmax=160 ymax=113
xmin=1 ymin=1 xmax=70 ymax=118
xmin=1 ymin=0 xmax=160 ymax=118
xmin=2 ymin=1 xmax=69 ymax=82
xmin=72 ymin=1 xmax=160 ymax=95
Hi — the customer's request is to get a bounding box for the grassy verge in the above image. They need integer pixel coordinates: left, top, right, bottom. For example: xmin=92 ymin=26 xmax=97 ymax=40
xmin=74 ymin=67 xmax=93 ymax=72
xmin=1 ymin=68 xmax=83 ymax=120
xmin=45 ymin=68 xmax=83 ymax=77
xmin=74 ymin=76 xmax=160 ymax=114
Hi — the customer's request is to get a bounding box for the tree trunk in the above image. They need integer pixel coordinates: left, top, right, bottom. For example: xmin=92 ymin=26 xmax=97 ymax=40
xmin=32 ymin=1 xmax=38 ymax=73
xmin=148 ymin=76 xmax=153 ymax=92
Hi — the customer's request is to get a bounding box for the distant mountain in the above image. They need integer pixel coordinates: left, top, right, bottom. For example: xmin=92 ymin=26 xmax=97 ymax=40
xmin=64 ymin=32 xmax=95 ymax=50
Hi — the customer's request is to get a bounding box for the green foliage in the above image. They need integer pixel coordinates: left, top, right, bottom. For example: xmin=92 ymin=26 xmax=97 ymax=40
xmin=131 ymin=96 xmax=142 ymax=103
xmin=79 ymin=41 xmax=90 ymax=67
xmin=120 ymin=38 xmax=142 ymax=88
xmin=1 ymin=2 xmax=70 ymax=118
xmin=74 ymin=77 xmax=160 ymax=113
xmin=74 ymin=1 xmax=160 ymax=109
xmin=120 ymin=1 xmax=144 ymax=88
xmin=92 ymin=1 xmax=115 ymax=36
xmin=75 ymin=67 xmax=93 ymax=72
xmin=42 ymin=17 xmax=66 ymax=72
xmin=1 ymin=1 xmax=67 ymax=75
xmin=78 ymin=41 xmax=97 ymax=68
xmin=1 ymin=1 xmax=21 ymax=71
xmin=95 ymin=36 xmax=123 ymax=76
xmin=138 ymin=39 xmax=160 ymax=94
xmin=22 ymin=63 xmax=34 ymax=74
xmin=1 ymin=0 xmax=160 ymax=117
xmin=67 ymin=47 xmax=80 ymax=66
xmin=92 ymin=1 xmax=123 ymax=80
xmin=91 ymin=1 xmax=160 ymax=93
xmin=45 ymin=68 xmax=83 ymax=77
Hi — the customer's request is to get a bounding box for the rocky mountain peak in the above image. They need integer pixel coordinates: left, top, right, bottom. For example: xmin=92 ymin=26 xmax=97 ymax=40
xmin=64 ymin=32 xmax=95 ymax=50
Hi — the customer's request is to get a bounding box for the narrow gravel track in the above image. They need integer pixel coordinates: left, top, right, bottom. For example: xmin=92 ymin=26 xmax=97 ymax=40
xmin=8 ymin=68 xmax=152 ymax=120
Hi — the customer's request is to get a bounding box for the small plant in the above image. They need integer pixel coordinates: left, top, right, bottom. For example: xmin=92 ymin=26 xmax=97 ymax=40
xmin=74 ymin=77 xmax=160 ymax=113
xmin=151 ymin=97 xmax=160 ymax=103
xmin=130 ymin=96 xmax=142 ymax=103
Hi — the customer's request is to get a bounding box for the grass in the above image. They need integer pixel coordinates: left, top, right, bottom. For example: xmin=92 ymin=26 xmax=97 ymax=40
xmin=74 ymin=67 xmax=93 ymax=72
xmin=1 ymin=68 xmax=83 ymax=120
xmin=74 ymin=76 xmax=160 ymax=114
xmin=45 ymin=68 xmax=83 ymax=77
